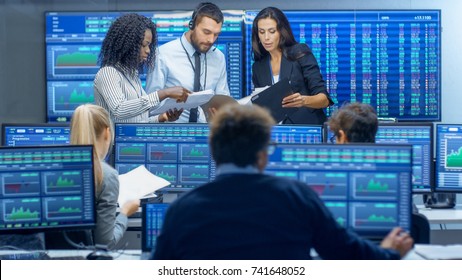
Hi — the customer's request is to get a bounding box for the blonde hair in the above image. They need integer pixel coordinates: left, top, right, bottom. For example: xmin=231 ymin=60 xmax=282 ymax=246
xmin=70 ymin=104 xmax=113 ymax=192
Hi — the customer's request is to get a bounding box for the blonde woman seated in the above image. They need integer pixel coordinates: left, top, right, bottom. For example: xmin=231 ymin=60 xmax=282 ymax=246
xmin=70 ymin=104 xmax=139 ymax=249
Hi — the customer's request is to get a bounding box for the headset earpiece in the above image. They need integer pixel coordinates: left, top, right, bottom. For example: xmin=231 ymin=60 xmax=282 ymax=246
xmin=189 ymin=2 xmax=214 ymax=30
xmin=189 ymin=5 xmax=198 ymax=30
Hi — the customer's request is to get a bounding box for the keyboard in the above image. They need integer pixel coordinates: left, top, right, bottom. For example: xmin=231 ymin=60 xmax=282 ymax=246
xmin=51 ymin=255 xmax=85 ymax=260
xmin=0 ymin=252 xmax=86 ymax=260
xmin=0 ymin=252 xmax=51 ymax=260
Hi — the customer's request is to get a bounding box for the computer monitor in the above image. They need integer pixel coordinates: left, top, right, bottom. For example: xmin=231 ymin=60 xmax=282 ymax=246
xmin=271 ymin=125 xmax=322 ymax=144
xmin=141 ymin=202 xmax=169 ymax=253
xmin=245 ymin=10 xmax=441 ymax=121
xmin=45 ymin=10 xmax=244 ymax=122
xmin=435 ymin=124 xmax=462 ymax=193
xmin=324 ymin=122 xmax=433 ymax=193
xmin=114 ymin=123 xmax=214 ymax=191
xmin=1 ymin=123 xmax=70 ymax=147
xmin=0 ymin=145 xmax=96 ymax=233
xmin=266 ymin=143 xmax=412 ymax=240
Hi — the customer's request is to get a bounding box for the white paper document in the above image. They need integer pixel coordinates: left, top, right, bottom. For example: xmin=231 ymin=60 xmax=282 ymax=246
xmin=238 ymin=86 xmax=269 ymax=105
xmin=118 ymin=165 xmax=170 ymax=206
xmin=414 ymin=244 xmax=462 ymax=259
xmin=150 ymin=89 xmax=215 ymax=115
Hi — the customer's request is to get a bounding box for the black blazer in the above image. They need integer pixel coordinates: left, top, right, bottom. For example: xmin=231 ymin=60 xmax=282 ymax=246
xmin=252 ymin=44 xmax=333 ymax=125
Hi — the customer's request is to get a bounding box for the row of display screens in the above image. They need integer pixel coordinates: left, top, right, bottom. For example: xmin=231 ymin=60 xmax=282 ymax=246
xmin=3 ymin=122 xmax=462 ymax=194
xmin=0 ymin=141 xmax=411 ymax=241
xmin=45 ymin=10 xmax=441 ymax=122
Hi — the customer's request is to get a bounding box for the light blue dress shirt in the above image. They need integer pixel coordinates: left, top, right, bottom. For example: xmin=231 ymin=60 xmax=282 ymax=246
xmin=146 ymin=33 xmax=230 ymax=123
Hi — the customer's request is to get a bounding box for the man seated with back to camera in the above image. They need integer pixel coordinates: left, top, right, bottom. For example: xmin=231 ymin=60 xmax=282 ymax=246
xmin=327 ymin=102 xmax=378 ymax=144
xmin=153 ymin=103 xmax=413 ymax=260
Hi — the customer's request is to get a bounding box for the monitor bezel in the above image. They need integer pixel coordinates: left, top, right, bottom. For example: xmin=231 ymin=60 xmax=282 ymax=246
xmin=265 ymin=142 xmax=413 ymax=240
xmin=141 ymin=202 xmax=170 ymax=252
xmin=434 ymin=124 xmax=462 ymax=193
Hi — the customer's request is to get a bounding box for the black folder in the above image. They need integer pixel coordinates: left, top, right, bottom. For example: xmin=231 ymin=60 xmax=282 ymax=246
xmin=250 ymin=78 xmax=297 ymax=123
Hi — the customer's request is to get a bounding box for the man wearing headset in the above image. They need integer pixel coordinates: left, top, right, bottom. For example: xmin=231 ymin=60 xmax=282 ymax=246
xmin=146 ymin=2 xmax=230 ymax=123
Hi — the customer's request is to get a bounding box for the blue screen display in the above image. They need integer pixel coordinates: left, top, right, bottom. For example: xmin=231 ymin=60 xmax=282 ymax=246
xmin=435 ymin=124 xmax=462 ymax=193
xmin=2 ymin=124 xmax=70 ymax=147
xmin=114 ymin=123 xmax=214 ymax=190
xmin=142 ymin=202 xmax=169 ymax=252
xmin=0 ymin=145 xmax=96 ymax=232
xmin=266 ymin=143 xmax=412 ymax=239
xmin=271 ymin=125 xmax=322 ymax=144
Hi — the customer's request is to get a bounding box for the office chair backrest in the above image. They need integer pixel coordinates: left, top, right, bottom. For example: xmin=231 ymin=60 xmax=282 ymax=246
xmin=411 ymin=212 xmax=430 ymax=244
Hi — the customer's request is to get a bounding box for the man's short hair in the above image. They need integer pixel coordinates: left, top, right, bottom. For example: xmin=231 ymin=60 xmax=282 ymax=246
xmin=209 ymin=104 xmax=275 ymax=167
xmin=328 ymin=102 xmax=378 ymax=143
xmin=190 ymin=2 xmax=224 ymax=29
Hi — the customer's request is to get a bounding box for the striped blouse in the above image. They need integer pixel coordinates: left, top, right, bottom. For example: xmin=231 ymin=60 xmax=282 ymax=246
xmin=94 ymin=66 xmax=160 ymax=123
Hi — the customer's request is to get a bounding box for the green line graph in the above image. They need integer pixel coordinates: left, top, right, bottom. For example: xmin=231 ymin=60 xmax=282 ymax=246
xmin=358 ymin=179 xmax=389 ymax=192
xmin=7 ymin=207 xmax=39 ymax=220
xmin=56 ymin=52 xmax=98 ymax=66
xmin=57 ymin=206 xmax=81 ymax=213
xmin=58 ymin=88 xmax=94 ymax=104
xmin=48 ymin=176 xmax=75 ymax=187
xmin=188 ymin=148 xmax=204 ymax=157
xmin=155 ymin=171 xmax=176 ymax=182
xmin=367 ymin=214 xmax=396 ymax=223
xmin=447 ymin=146 xmax=462 ymax=167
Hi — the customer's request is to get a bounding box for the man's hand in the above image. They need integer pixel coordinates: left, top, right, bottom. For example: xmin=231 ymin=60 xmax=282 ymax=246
xmin=380 ymin=227 xmax=414 ymax=258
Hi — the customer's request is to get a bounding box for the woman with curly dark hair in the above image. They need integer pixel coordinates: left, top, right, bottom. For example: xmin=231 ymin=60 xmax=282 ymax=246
xmin=95 ymin=13 xmax=189 ymax=123
xmin=251 ymin=7 xmax=334 ymax=125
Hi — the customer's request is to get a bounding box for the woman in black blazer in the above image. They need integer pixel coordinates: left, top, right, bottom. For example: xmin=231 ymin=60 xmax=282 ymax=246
xmin=251 ymin=7 xmax=334 ymax=125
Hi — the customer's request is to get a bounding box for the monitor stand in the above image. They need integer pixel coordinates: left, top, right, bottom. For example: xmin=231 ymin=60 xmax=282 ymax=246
xmin=423 ymin=192 xmax=456 ymax=209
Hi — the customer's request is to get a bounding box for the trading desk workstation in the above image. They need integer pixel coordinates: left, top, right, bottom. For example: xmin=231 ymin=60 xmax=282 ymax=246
xmin=2 ymin=123 xmax=462 ymax=260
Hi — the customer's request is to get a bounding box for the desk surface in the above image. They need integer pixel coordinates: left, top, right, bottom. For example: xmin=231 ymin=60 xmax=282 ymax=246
xmin=1 ymin=247 xmax=454 ymax=260
xmin=417 ymin=204 xmax=462 ymax=224
xmin=0 ymin=249 xmax=142 ymax=260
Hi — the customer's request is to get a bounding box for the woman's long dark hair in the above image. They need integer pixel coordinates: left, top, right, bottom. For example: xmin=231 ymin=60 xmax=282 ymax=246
xmin=251 ymin=7 xmax=297 ymax=61
xmin=98 ymin=13 xmax=157 ymax=78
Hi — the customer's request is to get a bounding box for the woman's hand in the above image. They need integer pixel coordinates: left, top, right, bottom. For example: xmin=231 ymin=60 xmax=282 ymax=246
xmin=159 ymin=108 xmax=184 ymax=122
xmin=282 ymin=92 xmax=330 ymax=109
xmin=120 ymin=199 xmax=140 ymax=217
xmin=282 ymin=93 xmax=305 ymax=108
xmin=158 ymin=86 xmax=190 ymax=103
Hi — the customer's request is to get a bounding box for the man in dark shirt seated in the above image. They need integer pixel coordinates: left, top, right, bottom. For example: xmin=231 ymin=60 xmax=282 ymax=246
xmin=153 ymin=104 xmax=413 ymax=260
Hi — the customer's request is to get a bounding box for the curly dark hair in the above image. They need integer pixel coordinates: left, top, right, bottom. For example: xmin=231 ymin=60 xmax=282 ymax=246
xmin=98 ymin=13 xmax=157 ymax=78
